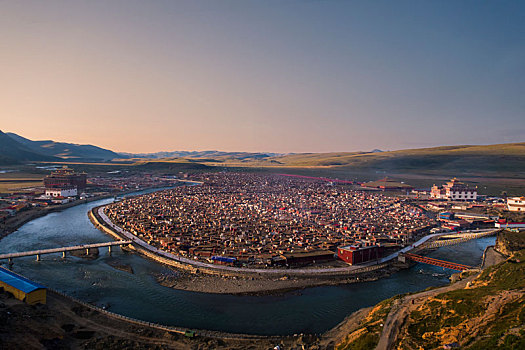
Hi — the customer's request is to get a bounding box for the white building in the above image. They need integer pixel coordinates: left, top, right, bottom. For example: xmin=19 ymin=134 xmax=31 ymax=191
xmin=507 ymin=197 xmax=525 ymax=212
xmin=495 ymin=221 xmax=525 ymax=229
xmin=430 ymin=178 xmax=477 ymax=201
xmin=45 ymin=187 xmax=77 ymax=198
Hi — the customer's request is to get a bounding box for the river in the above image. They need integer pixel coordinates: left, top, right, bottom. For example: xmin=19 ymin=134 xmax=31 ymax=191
xmin=0 ymin=191 xmax=495 ymax=335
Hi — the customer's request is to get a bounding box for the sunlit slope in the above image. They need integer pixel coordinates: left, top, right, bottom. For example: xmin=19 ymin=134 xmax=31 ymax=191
xmin=0 ymin=130 xmax=60 ymax=164
xmin=337 ymin=231 xmax=525 ymax=350
xmin=270 ymin=143 xmax=525 ymax=168
xmin=176 ymin=143 xmax=524 ymax=177
xmin=145 ymin=142 xmax=525 ymax=176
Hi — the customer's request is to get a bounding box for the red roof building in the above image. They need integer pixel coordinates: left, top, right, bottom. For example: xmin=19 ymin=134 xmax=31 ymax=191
xmin=337 ymin=245 xmax=381 ymax=265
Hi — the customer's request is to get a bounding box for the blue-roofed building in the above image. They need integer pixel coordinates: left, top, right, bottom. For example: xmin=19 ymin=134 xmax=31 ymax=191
xmin=0 ymin=267 xmax=46 ymax=305
xmin=211 ymin=256 xmax=237 ymax=265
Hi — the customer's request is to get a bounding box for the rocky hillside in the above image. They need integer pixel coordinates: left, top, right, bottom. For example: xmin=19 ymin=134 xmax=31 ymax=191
xmin=337 ymin=246 xmax=525 ymax=349
xmin=495 ymin=230 xmax=525 ymax=256
xmin=393 ymin=251 xmax=525 ymax=349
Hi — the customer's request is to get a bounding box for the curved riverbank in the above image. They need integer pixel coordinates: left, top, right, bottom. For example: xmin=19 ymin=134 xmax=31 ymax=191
xmin=0 ymin=289 xmax=306 ymax=349
xmin=89 ymin=204 xmax=411 ymax=295
xmin=90 ymin=199 xmax=498 ymax=295
xmin=0 ymin=194 xmax=112 ymax=240
xmin=0 ymin=192 xmax=495 ymax=336
xmin=0 ymin=184 xmax=188 ymax=241
xmin=1 ymin=238 xmax=505 ymax=349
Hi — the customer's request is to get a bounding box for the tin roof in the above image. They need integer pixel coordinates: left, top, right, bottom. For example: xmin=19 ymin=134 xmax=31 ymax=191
xmin=0 ymin=267 xmax=45 ymax=293
xmin=339 ymin=245 xmax=378 ymax=251
xmin=211 ymin=256 xmax=237 ymax=263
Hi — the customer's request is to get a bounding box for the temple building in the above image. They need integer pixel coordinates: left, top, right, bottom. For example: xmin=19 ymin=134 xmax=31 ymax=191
xmin=430 ymin=178 xmax=477 ymax=201
xmin=44 ymin=166 xmax=87 ymax=190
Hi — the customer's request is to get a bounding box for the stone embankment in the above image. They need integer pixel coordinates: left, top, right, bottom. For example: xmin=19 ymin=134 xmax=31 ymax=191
xmin=88 ymin=205 xmax=403 ymax=295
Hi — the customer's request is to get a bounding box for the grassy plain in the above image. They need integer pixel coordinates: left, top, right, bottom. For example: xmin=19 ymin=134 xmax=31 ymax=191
xmin=0 ymin=171 xmax=45 ymax=193
xmin=0 ymin=181 xmax=43 ymax=193
xmin=128 ymin=142 xmax=525 ymax=195
xmin=179 ymin=142 xmax=525 ymax=173
xmin=1 ymin=142 xmax=524 ymax=195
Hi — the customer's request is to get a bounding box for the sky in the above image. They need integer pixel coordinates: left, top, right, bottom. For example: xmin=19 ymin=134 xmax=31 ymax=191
xmin=1 ymin=0 xmax=524 ymax=153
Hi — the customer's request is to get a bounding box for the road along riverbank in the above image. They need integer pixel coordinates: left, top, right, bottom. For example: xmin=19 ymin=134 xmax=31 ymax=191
xmin=0 ymin=241 xmax=503 ymax=349
xmin=89 ymin=204 xmax=413 ymax=295
xmin=1 ymin=187 xmax=494 ymax=336
xmin=0 ymin=183 xmax=191 ymax=240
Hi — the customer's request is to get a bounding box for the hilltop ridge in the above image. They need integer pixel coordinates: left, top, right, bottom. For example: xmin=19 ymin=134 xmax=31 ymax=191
xmin=0 ymin=130 xmax=59 ymax=164
xmin=2 ymin=131 xmax=524 ymax=180
xmin=6 ymin=132 xmax=123 ymax=162
xmin=137 ymin=142 xmax=525 ymax=179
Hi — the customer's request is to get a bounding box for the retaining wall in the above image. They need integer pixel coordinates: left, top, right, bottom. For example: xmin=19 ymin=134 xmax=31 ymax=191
xmin=89 ymin=206 xmax=391 ymax=278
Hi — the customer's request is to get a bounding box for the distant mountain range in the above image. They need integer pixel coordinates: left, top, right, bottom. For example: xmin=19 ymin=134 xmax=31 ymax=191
xmin=121 ymin=150 xmax=284 ymax=161
xmin=1 ymin=130 xmax=523 ymax=178
xmin=0 ymin=131 xmax=290 ymax=164
xmin=0 ymin=131 xmax=122 ymax=164
xmin=0 ymin=131 xmax=59 ymax=164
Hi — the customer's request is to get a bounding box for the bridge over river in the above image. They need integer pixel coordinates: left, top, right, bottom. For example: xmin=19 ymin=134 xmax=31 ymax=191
xmin=0 ymin=192 xmax=499 ymax=336
xmin=421 ymin=229 xmax=498 ymax=249
xmin=0 ymin=241 xmax=132 ymax=263
xmin=401 ymin=252 xmax=474 ymax=271
xmin=394 ymin=229 xmax=499 ymax=271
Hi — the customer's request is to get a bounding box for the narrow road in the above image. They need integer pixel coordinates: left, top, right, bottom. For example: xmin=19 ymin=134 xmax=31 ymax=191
xmin=375 ymin=277 xmax=474 ymax=350
xmin=375 ymin=243 xmax=502 ymax=350
xmin=96 ymin=206 xmax=459 ymax=276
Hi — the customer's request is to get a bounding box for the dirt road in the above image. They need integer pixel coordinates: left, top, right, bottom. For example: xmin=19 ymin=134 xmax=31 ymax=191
xmin=375 ymin=276 xmax=474 ymax=350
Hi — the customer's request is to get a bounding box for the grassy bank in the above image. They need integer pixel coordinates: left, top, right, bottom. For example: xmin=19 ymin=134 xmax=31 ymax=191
xmin=397 ymin=250 xmax=525 ymax=349
xmin=336 ymin=231 xmax=525 ymax=350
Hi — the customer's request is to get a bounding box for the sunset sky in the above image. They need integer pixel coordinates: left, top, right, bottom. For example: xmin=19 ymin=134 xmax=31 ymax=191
xmin=1 ymin=1 xmax=524 ymax=153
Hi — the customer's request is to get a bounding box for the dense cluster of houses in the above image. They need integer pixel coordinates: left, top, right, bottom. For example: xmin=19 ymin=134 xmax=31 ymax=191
xmin=105 ymin=173 xmax=434 ymax=267
xmin=0 ymin=168 xmax=183 ymax=228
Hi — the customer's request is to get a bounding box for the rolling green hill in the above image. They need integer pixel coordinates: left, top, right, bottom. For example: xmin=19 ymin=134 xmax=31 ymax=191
xmin=337 ymin=231 xmax=525 ymax=350
xmin=172 ymin=143 xmax=525 ymax=178
xmin=264 ymin=143 xmax=525 ymax=170
xmin=139 ymin=143 xmax=525 ymax=179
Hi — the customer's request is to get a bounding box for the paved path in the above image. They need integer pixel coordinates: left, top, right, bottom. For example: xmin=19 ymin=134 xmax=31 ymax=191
xmin=97 ymin=206 xmax=498 ymax=276
xmin=96 ymin=207 xmax=449 ymax=276
xmin=375 ymin=276 xmax=473 ymax=350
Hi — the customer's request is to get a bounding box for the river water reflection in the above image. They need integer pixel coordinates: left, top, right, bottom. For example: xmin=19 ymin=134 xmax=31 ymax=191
xmin=0 ymin=192 xmax=495 ymax=335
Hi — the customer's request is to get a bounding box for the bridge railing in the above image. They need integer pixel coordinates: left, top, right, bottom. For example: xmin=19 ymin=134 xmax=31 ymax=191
xmin=421 ymin=229 xmax=498 ymax=249
xmin=403 ymin=253 xmax=474 ymax=271
xmin=0 ymin=241 xmax=132 ymax=260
